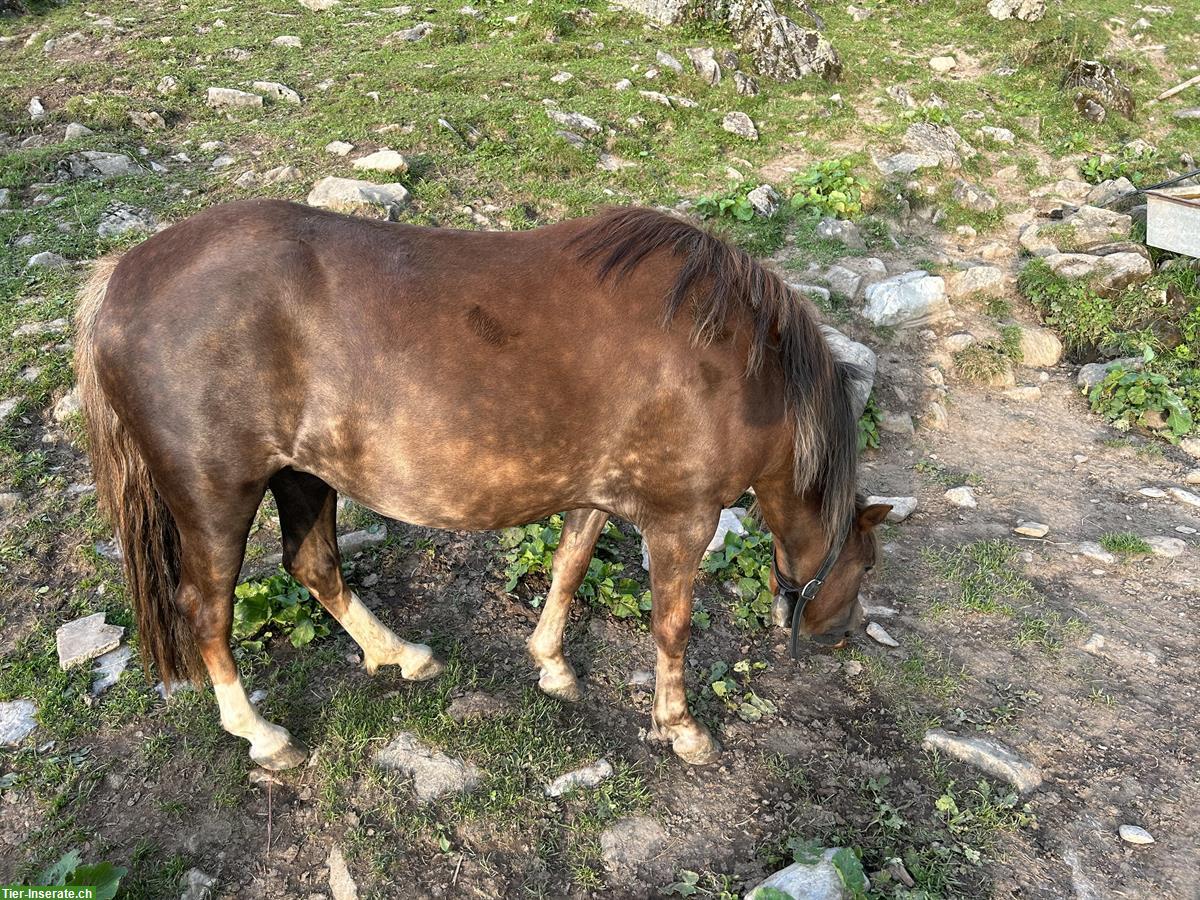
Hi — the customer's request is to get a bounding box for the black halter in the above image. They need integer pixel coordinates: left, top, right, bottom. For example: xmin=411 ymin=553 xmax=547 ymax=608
xmin=773 ymin=523 xmax=850 ymax=659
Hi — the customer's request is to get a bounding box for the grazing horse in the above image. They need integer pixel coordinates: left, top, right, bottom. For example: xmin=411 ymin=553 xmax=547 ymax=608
xmin=75 ymin=201 xmax=888 ymax=768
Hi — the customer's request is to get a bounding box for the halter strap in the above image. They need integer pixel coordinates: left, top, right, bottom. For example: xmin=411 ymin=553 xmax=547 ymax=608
xmin=773 ymin=522 xmax=851 ymax=659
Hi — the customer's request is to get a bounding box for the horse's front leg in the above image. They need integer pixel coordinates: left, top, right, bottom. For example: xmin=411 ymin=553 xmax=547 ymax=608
xmin=645 ymin=515 xmax=722 ymax=765
xmin=528 ymin=508 xmax=610 ymax=701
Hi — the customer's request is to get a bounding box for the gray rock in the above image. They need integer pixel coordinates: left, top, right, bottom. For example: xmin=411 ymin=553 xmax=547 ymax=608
xmin=1045 ymin=251 xmax=1150 ymax=293
xmin=546 ymin=758 xmax=614 ymax=797
xmin=272 ymin=35 xmax=303 ymax=48
xmin=921 ymin=400 xmax=949 ymax=431
xmin=64 ymin=122 xmax=94 ymax=141
xmin=26 ymin=251 xmax=69 ymax=270
xmin=179 ymin=869 xmax=216 ymax=900
xmin=97 ymin=204 xmax=155 ymax=238
xmin=722 ymin=111 xmax=758 ymax=140
xmin=1086 ymin=177 xmax=1136 ymax=208
xmin=262 ymin=165 xmax=303 ymax=184
xmin=816 ymin=217 xmax=864 ymax=249
xmin=1073 ymin=541 xmax=1116 ymax=565
xmin=1082 ymin=632 xmax=1158 ymax=667
xmin=374 ymin=732 xmax=482 ymax=803
xmin=1018 ymin=223 xmax=1060 ymax=257
xmin=734 ymin=71 xmax=759 ymax=96
xmin=866 ymin=622 xmax=899 ymax=647
xmin=610 ymin=0 xmax=690 ymax=24
xmin=1174 ymin=107 xmax=1200 ymax=120
xmin=820 ymin=325 xmax=875 ymax=417
xmin=13 ymin=317 xmax=69 ymax=339
xmin=950 ymin=265 xmax=1004 ymax=297
xmin=446 ymin=691 xmax=514 ymax=723
xmin=66 ymin=150 xmax=144 ymax=180
xmin=547 ymin=109 xmax=600 ymax=135
xmin=1118 ymin=825 xmax=1154 ymax=845
xmin=1019 ymin=326 xmax=1063 ymax=367
xmin=352 ymin=149 xmax=408 ymax=174
xmin=91 ymin=645 xmax=133 ymax=696
xmin=306 ymin=177 xmax=411 ymax=219
xmin=944 ymin=486 xmax=977 ymax=508
xmin=873 ymin=151 xmax=941 ymax=178
xmin=922 ymin=729 xmax=1043 ymax=792
xmin=724 ymin=0 xmax=841 ymax=82
xmin=987 ymin=0 xmax=1045 ymax=20
xmin=1145 ymin=535 xmax=1185 ymax=558
xmin=862 ymin=271 xmax=950 ymax=329
xmin=57 ymin=612 xmax=125 ymax=670
xmin=1077 ymin=356 xmax=1140 ymax=390
xmin=390 ymin=22 xmax=434 ymax=41
xmin=791 ymin=283 xmax=830 ymax=304
xmin=1014 ymin=521 xmax=1049 ymax=537
xmin=656 ymin=49 xmax=683 ymax=73
xmin=903 ymin=123 xmax=975 ymax=169
xmin=686 ymin=47 xmax=721 ymax=85
xmin=951 ymin=179 xmax=997 ymax=212
xmin=600 ymin=816 xmax=669 ymax=878
xmin=52 ymin=386 xmax=81 ymax=423
xmin=0 ymin=699 xmax=38 ymax=747
xmin=747 ymin=849 xmax=867 ymax=900
xmin=1063 ymin=204 xmax=1133 ymax=248
xmin=978 ymin=125 xmax=1015 ymax=144
xmin=1168 ymin=486 xmax=1200 ymax=508
xmin=205 ymin=87 xmax=263 ymax=109
xmin=1064 ymin=59 xmax=1134 ymax=121
xmin=867 ymin=495 xmax=917 ymax=522
xmin=1182 ymin=437 xmax=1200 ymax=459
xmin=252 ymin=81 xmax=301 ymax=104
xmin=328 ymin=845 xmax=358 ymax=900
xmin=747 ymin=183 xmax=780 ymax=217
xmin=824 ymin=265 xmax=863 ymax=300
xmin=338 ymin=526 xmax=388 ymax=555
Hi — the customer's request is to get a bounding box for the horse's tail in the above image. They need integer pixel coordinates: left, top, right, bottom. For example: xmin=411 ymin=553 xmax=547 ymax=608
xmin=74 ymin=257 xmax=204 ymax=687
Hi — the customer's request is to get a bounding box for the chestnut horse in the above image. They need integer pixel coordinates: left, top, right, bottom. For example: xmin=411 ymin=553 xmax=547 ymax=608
xmin=75 ymin=201 xmax=887 ymax=768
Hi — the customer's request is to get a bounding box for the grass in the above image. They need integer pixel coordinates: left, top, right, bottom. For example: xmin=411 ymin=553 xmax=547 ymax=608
xmin=953 ymin=325 xmax=1024 ymax=384
xmin=1099 ymin=531 xmax=1152 ymax=556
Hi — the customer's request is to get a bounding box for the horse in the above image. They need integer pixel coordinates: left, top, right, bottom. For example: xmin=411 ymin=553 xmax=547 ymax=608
xmin=74 ymin=200 xmax=889 ymax=768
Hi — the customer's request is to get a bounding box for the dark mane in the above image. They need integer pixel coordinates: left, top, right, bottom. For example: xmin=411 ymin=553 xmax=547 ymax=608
xmin=570 ymin=206 xmax=860 ymax=543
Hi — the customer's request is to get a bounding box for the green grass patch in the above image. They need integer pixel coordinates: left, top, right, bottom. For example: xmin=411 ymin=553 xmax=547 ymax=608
xmin=1098 ymin=531 xmax=1152 ymax=556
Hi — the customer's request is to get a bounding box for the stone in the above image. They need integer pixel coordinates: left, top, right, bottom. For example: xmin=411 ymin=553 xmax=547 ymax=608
xmin=338 ymin=526 xmax=388 ymax=555
xmin=205 ymin=87 xmax=263 ymax=109
xmin=550 ymin=71 xmax=573 ymax=84
xmin=52 ymin=386 xmax=81 ymax=423
xmin=686 ymin=47 xmax=721 ymax=85
xmin=1014 ymin=521 xmax=1049 ymax=537
xmin=987 ymin=0 xmax=1045 ymax=20
xmin=129 ymin=110 xmax=166 ymax=130
xmin=867 ymin=496 xmax=916 ymax=522
xmin=600 ymin=817 xmax=669 ymax=877
xmin=1168 ymin=487 xmax=1200 ymax=508
xmin=734 ymin=71 xmax=759 ymax=96
xmin=747 ymin=849 xmax=866 ymax=900
xmin=262 ymin=165 xmax=303 ymax=184
xmin=1045 ymin=252 xmax=1150 ymax=293
xmin=65 ymin=150 xmax=144 ymax=181
xmin=328 ymin=845 xmax=358 ymax=900
xmin=921 ymin=401 xmax=949 ymax=430
xmin=326 ymin=141 xmax=355 ymax=156
xmin=1182 ymin=438 xmax=1200 ymax=459
xmin=950 ymin=266 xmax=1004 ymax=297
xmin=903 ymin=122 xmax=975 ymax=169
xmin=610 ymin=0 xmax=688 ymax=23
xmin=91 ymin=645 xmax=133 ymax=696
xmin=57 ymin=612 xmax=124 ymax=670
xmin=0 ymin=700 xmax=38 ymax=747
xmin=921 ymin=729 xmax=1043 ymax=793
xmin=847 ymin=4 xmax=872 ymax=21
xmin=1030 ymin=179 xmax=1093 ymax=204
xmin=1087 ymin=177 xmax=1136 ymax=208
xmin=707 ymin=507 xmax=749 ymax=553
xmin=64 ymin=122 xmax=94 ymax=140
xmin=272 ymin=35 xmax=303 ymax=48
xmin=821 ymin=325 xmax=876 ymax=417
xmin=1064 ymin=60 xmax=1134 ymax=121
xmin=951 ymin=179 xmax=997 ymax=213
xmin=879 ymin=412 xmax=914 ymax=435
xmin=1064 ymin=204 xmax=1132 ymax=248
xmin=390 ymin=22 xmax=433 ymax=41
xmin=824 ymin=265 xmax=863 ymax=300
xmin=1118 ymin=825 xmax=1154 ymax=845
xmin=97 ymin=205 xmax=155 ymax=238
xmin=0 ymin=491 xmax=21 ymax=513
xmin=29 ymin=96 xmax=45 ymax=121
xmin=1185 ymin=470 xmax=1200 ymax=485
xmin=1145 ymin=536 xmax=1185 ymax=559
xmin=945 ymin=486 xmax=977 ymax=508
xmin=252 ymin=81 xmax=301 ymax=104
xmin=1073 ymin=542 xmax=1116 ymax=565
xmin=1139 ymin=487 xmax=1167 ymax=498
xmin=1077 ymin=356 xmax=1140 ymax=391
xmin=374 ymin=732 xmax=482 ymax=803
xmin=978 ymin=125 xmax=1015 ymax=144
xmin=547 ymin=109 xmax=600 ymax=135
xmin=180 ymin=869 xmax=217 ymax=900
xmin=866 ymin=622 xmax=899 ymax=647
xmin=1174 ymin=107 xmax=1200 ymax=120
xmin=1018 ymin=224 xmax=1059 ymax=257
xmin=722 ymin=111 xmax=758 ymax=140
xmin=862 ymin=271 xmax=950 ymax=329
xmin=816 ymin=217 xmax=864 ymax=249
xmin=546 ymin=759 xmax=614 ymax=797
xmin=26 ymin=251 xmax=69 ymax=270
xmin=929 ymin=55 xmax=957 ymax=74
xmin=306 ymin=177 xmax=411 ymax=219
xmin=656 ymin=50 xmax=683 ymax=73
xmin=1018 ymin=326 xmax=1062 ymax=367
xmin=944 ymin=333 xmax=976 ymax=352
xmin=746 ymin=183 xmax=780 ymax=217
xmin=13 ymin=318 xmax=69 ymax=339
xmin=724 ymin=0 xmax=841 ymax=82
xmin=446 ymin=691 xmax=513 ymax=723
xmin=1002 ymin=385 xmax=1042 ymax=402
xmin=300 ymin=0 xmax=339 ymax=8
xmin=352 ymin=149 xmax=408 ymax=174
xmin=873 ymin=151 xmax=941 ymax=178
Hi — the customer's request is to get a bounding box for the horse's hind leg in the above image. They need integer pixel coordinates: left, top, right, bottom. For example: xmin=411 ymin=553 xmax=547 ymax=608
xmin=173 ymin=487 xmax=308 ymax=770
xmin=269 ymin=469 xmax=443 ymax=679
xmin=527 ymin=508 xmax=609 ymax=701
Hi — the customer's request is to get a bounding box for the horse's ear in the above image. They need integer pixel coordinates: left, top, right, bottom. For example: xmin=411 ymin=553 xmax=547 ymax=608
xmin=858 ymin=504 xmax=892 ymax=529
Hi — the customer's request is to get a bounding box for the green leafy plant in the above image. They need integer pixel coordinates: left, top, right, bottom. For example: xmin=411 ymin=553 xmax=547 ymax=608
xmin=233 ymin=570 xmax=330 ymax=650
xmin=36 ymin=850 xmax=126 ymax=900
xmin=695 ymin=191 xmax=755 ymax=222
xmin=1089 ymin=362 xmax=1194 ymax=440
xmin=1079 ymin=145 xmax=1161 ymax=186
xmin=857 ymin=392 xmax=882 ymax=452
xmin=701 ymin=517 xmax=775 ymax=629
xmin=790 ymin=158 xmax=864 ymax=220
xmin=705 ymin=658 xmax=776 ymax=722
xmin=578 ymin=558 xmax=651 ymax=619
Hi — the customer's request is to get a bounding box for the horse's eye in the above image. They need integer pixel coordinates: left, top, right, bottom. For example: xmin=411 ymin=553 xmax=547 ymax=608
xmin=864 ymin=565 xmax=874 ymax=573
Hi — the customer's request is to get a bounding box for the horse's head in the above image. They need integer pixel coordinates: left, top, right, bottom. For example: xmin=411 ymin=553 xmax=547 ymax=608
xmin=769 ymin=501 xmax=891 ymax=651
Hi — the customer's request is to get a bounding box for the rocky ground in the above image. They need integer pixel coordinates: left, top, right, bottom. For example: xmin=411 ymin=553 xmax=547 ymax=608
xmin=2 ymin=0 xmax=1200 ymax=898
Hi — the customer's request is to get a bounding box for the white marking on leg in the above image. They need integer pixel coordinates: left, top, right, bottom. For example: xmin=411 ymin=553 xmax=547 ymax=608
xmin=339 ymin=592 xmax=441 ymax=678
xmin=213 ymin=679 xmax=296 ymax=764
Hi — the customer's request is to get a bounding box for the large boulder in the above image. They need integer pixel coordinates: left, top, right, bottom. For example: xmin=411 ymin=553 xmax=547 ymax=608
xmin=820 ymin=324 xmax=876 ymax=417
xmin=306 ymin=177 xmax=411 ymax=219
xmin=725 ymin=0 xmax=841 ymax=81
xmin=861 ymin=271 xmax=951 ymax=329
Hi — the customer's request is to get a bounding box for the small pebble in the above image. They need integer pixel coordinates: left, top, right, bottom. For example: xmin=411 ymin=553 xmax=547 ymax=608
xmin=945 ymin=486 xmax=977 ymax=509
xmin=1118 ymin=824 xmax=1154 ymax=845
xmin=1014 ymin=521 xmax=1049 ymax=538
xmin=1138 ymin=487 xmax=1167 ymax=499
xmin=866 ymin=622 xmax=899 ymax=647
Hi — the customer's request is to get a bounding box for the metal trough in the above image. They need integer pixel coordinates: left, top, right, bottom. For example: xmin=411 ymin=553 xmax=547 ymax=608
xmin=1145 ymin=186 xmax=1200 ymax=259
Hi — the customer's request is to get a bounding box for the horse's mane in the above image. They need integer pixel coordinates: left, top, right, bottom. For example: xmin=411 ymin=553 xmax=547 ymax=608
xmin=571 ymin=206 xmax=861 ymax=543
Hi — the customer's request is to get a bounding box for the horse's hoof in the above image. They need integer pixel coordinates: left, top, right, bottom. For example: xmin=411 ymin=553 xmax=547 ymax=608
xmin=538 ymin=669 xmax=583 ymax=702
xmin=252 ymin=738 xmax=309 ymax=771
xmin=651 ymin=720 xmax=721 ymax=765
xmin=400 ymin=645 xmax=445 ymax=682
